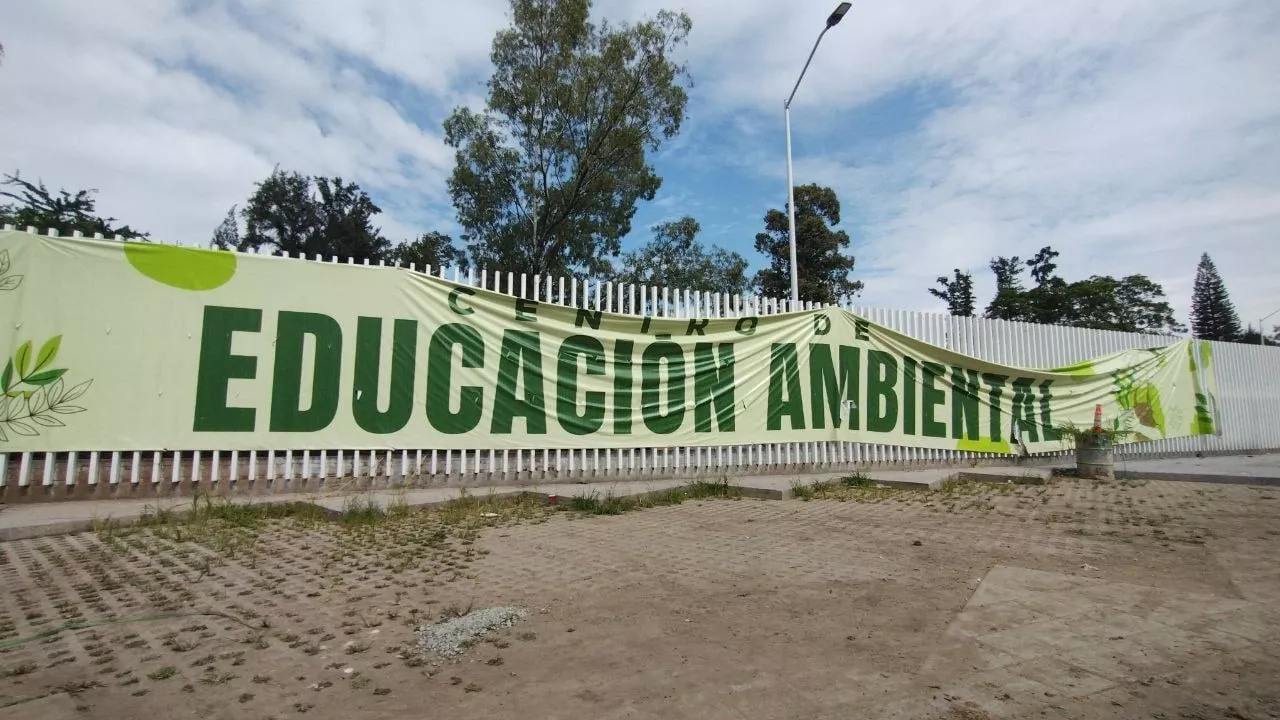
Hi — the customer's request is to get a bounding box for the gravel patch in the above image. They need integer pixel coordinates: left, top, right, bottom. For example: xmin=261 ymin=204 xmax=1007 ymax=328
xmin=417 ymin=606 xmax=528 ymax=658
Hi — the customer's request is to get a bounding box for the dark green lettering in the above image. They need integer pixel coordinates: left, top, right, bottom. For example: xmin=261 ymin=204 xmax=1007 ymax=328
xmin=686 ymin=318 xmax=709 ymax=336
xmin=193 ymin=305 xmax=261 ymax=432
xmin=1039 ymin=380 xmax=1059 ymax=440
xmin=735 ymin=316 xmax=758 ymax=336
xmin=950 ymin=367 xmax=981 ymax=440
xmin=425 ymin=324 xmax=484 ymax=434
xmin=854 ymin=319 xmax=870 ymax=341
xmin=767 ymin=343 xmax=805 ymax=430
xmin=641 ymin=341 xmax=686 ymax=434
xmin=515 ymin=298 xmax=539 ymax=322
xmin=982 ymin=373 xmax=1008 ymax=442
xmin=865 ymin=350 xmax=899 ymax=433
xmin=270 ymin=311 xmax=342 ymax=432
xmin=902 ymin=357 xmax=917 ymax=435
xmin=809 ymin=344 xmax=861 ymax=429
xmin=352 ymin=317 xmax=416 ymax=434
xmin=1011 ymin=378 xmax=1039 ymax=442
xmin=693 ymin=343 xmax=735 ymax=432
xmin=448 ymin=287 xmax=475 ymax=316
xmin=921 ymin=361 xmax=946 ymax=438
xmin=613 ymin=340 xmax=634 ymax=433
xmin=575 ymin=308 xmax=602 ymax=330
xmin=556 ymin=335 xmax=605 ymax=435
xmin=491 ymin=330 xmax=547 ymax=433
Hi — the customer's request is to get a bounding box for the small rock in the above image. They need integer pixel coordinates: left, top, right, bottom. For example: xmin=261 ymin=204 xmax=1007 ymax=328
xmin=1081 ymin=563 xmax=1099 ymax=571
xmin=912 ymin=540 xmax=923 ymax=546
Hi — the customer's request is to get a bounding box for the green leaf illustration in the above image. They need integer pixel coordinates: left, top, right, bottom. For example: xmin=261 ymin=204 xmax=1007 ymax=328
xmin=47 ymin=377 xmax=65 ymax=403
xmin=0 ymin=275 xmax=23 ymax=292
xmin=26 ymin=387 xmax=49 ymax=416
xmin=0 ymin=249 xmax=9 ymax=276
xmin=7 ymin=420 xmax=37 ymax=437
xmin=0 ymin=424 xmax=7 ymax=442
xmin=61 ymin=380 xmax=91 ymax=403
xmin=14 ymin=341 xmax=31 ymax=378
xmin=51 ymin=405 xmax=87 ymax=415
xmin=0 ymin=359 xmax=11 ymax=392
xmin=24 ymin=368 xmax=66 ymax=386
xmin=31 ymin=415 xmax=65 ymax=428
xmin=34 ymin=336 xmax=61 ymax=372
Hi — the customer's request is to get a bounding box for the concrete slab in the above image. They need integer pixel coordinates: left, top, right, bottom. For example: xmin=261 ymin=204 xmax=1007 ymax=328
xmin=0 ymin=463 xmax=1159 ymax=541
xmin=1110 ymin=454 xmax=1280 ymax=486
xmin=0 ymin=466 xmax=967 ymax=541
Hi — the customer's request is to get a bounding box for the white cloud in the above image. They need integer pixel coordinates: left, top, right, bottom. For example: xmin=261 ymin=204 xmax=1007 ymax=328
xmin=1 ymin=0 xmax=1276 ymax=330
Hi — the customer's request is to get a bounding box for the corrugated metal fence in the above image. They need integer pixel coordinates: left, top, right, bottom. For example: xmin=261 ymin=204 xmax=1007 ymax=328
xmin=2 ymin=226 xmax=1278 ymax=501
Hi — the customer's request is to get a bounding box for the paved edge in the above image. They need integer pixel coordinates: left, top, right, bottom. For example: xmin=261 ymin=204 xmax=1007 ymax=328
xmin=1113 ymin=470 xmax=1280 ymax=487
xmin=0 ymin=464 xmax=1272 ymax=541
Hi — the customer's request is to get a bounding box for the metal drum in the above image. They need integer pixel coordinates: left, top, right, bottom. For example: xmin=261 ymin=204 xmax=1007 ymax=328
xmin=1075 ymin=432 xmax=1115 ymax=480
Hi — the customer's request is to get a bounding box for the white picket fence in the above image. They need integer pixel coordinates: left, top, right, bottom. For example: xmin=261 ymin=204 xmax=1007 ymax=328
xmin=2 ymin=225 xmax=1278 ymax=500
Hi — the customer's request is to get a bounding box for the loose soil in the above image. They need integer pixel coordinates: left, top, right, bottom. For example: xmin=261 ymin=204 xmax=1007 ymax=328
xmin=1 ymin=477 xmax=1277 ymax=719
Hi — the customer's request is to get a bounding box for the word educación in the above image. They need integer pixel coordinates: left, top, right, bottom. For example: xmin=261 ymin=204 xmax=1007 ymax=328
xmin=192 ymin=289 xmax=1057 ymax=445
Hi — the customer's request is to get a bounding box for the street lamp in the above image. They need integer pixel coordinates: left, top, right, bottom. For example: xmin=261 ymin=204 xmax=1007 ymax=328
xmin=1260 ymin=307 xmax=1280 ymax=346
xmin=784 ymin=1 xmax=853 ymax=310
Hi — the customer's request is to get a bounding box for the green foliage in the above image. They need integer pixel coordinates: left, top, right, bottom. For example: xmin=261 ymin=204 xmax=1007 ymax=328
xmin=210 ymin=205 xmax=239 ymax=250
xmin=444 ymin=0 xmax=693 ymax=279
xmin=840 ymin=473 xmax=874 ymax=488
xmin=0 ymin=172 xmax=147 ymax=239
xmin=219 ymin=168 xmax=390 ymax=263
xmin=1055 ymin=422 xmax=1132 ymax=445
xmin=1239 ymin=325 xmax=1280 ymax=346
xmin=1189 ymin=253 xmax=1243 ymax=341
xmin=754 ymin=184 xmax=863 ymax=304
xmin=977 ymin=246 xmax=1184 ymax=334
xmin=789 ymin=481 xmax=816 ymax=500
xmin=929 ymin=268 xmax=975 ymax=317
xmin=0 ymin=333 xmax=91 ymax=442
xmin=387 ymin=231 xmax=468 ymax=272
xmin=614 ymin=216 xmax=749 ymax=296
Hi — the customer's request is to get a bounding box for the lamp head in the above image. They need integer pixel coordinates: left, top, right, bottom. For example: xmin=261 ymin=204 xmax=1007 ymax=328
xmin=827 ymin=2 xmax=853 ymax=27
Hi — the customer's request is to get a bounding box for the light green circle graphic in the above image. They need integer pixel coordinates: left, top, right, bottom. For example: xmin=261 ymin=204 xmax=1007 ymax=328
xmin=124 ymin=243 xmax=237 ymax=291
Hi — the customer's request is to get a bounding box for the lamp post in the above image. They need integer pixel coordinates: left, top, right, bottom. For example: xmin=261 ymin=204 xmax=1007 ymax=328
xmin=1261 ymin=307 xmax=1280 ymax=346
xmin=784 ymin=2 xmax=853 ymax=310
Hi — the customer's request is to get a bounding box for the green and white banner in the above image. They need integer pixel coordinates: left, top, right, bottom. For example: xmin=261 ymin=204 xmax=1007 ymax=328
xmin=0 ymin=230 xmax=1218 ymax=453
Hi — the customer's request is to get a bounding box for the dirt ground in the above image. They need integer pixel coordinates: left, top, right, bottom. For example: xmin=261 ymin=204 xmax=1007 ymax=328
xmin=1 ymin=476 xmax=1278 ymax=720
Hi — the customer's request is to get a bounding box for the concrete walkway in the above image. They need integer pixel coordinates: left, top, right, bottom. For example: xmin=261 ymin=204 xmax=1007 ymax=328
xmin=1 ymin=454 xmax=1275 ymax=541
xmin=1114 ymin=453 xmax=1280 ymax=485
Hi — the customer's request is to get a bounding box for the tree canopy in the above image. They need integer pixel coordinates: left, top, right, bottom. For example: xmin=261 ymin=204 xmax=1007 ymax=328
xmin=1 ymin=173 xmax=147 ymax=240
xmin=614 ymin=216 xmax=749 ymax=297
xmin=213 ymin=168 xmax=391 ymax=264
xmin=1189 ymin=253 xmax=1243 ymax=341
xmin=929 ymin=269 xmax=975 ymax=317
xmin=444 ymin=0 xmax=692 ymax=279
xmin=753 ymin=184 xmax=863 ymax=305
xmin=386 ymin=231 xmax=469 ymax=272
xmin=935 ymin=246 xmax=1185 ymax=333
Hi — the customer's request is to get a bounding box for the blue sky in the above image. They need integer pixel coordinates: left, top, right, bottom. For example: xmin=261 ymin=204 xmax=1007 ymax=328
xmin=3 ymin=0 xmax=1279 ymax=329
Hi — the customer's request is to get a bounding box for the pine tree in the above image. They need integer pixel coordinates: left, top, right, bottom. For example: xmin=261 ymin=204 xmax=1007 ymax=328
xmin=1190 ymin=253 xmax=1242 ymax=341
